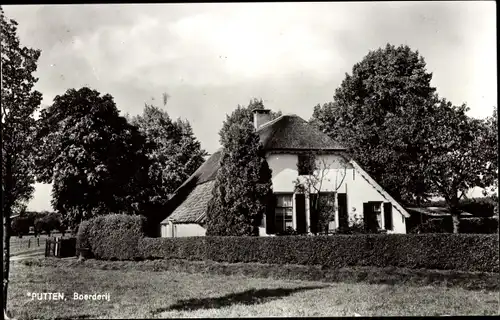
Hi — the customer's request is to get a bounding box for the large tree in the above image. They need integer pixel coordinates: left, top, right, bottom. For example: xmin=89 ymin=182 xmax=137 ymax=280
xmin=1 ymin=7 xmax=43 ymax=312
xmin=34 ymin=87 xmax=150 ymax=227
xmin=130 ymin=104 xmax=206 ymax=207
xmin=481 ymin=106 xmax=498 ymax=195
xmin=312 ymin=44 xmax=437 ymax=204
xmin=206 ymin=103 xmax=274 ymax=236
xmin=421 ymin=101 xmax=497 ymax=233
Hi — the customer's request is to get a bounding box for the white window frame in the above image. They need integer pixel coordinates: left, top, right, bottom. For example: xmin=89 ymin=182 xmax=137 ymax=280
xmin=275 ymin=194 xmax=294 ymax=233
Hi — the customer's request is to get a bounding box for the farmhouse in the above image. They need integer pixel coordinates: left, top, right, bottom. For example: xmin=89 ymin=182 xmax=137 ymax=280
xmin=160 ymin=109 xmax=410 ymax=237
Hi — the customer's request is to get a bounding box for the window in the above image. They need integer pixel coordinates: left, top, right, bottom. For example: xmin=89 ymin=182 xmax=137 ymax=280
xmin=275 ymin=194 xmax=293 ymax=233
xmin=372 ymin=202 xmax=383 ymax=229
xmin=297 ymin=153 xmax=315 ymax=176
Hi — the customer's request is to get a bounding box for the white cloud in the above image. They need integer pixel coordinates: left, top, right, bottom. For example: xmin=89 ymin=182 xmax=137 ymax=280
xmin=168 ymin=5 xmax=344 ymax=81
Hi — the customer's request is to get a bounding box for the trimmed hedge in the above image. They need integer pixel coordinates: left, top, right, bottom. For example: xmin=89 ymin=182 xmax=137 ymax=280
xmin=416 ymin=217 xmax=499 ymax=234
xmin=140 ymin=236 xmax=206 ymax=261
xmin=82 ymin=214 xmax=147 ymax=260
xmin=139 ymin=234 xmax=499 ymax=273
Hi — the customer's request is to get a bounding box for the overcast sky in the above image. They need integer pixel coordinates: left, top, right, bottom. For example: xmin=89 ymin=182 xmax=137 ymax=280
xmin=3 ymin=2 xmax=496 ymax=211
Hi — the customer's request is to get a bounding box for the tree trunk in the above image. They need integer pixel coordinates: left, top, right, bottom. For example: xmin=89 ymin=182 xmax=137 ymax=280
xmin=451 ymin=213 xmax=460 ymax=234
xmin=449 ymin=194 xmax=460 ymax=234
xmin=3 ymin=156 xmax=13 ymax=312
xmin=3 ymin=209 xmax=11 ymax=311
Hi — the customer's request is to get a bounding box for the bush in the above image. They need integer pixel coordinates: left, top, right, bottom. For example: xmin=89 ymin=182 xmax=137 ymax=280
xmin=276 ymin=227 xmax=299 ymax=236
xmin=337 ymin=214 xmax=366 ymax=234
xmin=414 ymin=218 xmax=450 ymax=233
xmin=11 ymin=217 xmax=30 ymax=237
xmin=85 ymin=214 xmax=147 ymax=260
xmin=139 ymin=234 xmax=498 ymax=273
xmin=460 ymin=217 xmax=499 ymax=234
xmin=415 ymin=217 xmax=499 ymax=234
xmin=76 ymin=220 xmax=92 ymax=257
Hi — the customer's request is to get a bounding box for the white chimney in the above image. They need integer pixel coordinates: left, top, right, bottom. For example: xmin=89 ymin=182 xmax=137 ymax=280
xmin=253 ymin=109 xmax=272 ymax=129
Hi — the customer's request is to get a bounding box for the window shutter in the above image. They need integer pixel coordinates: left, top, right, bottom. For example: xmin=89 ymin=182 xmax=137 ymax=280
xmin=266 ymin=195 xmax=276 ymax=234
xmin=383 ymin=202 xmax=393 ymax=231
xmin=363 ymin=202 xmax=372 ymax=232
xmin=295 ymin=193 xmax=306 ymax=234
xmin=337 ymin=193 xmax=348 ymax=229
xmin=309 ymin=194 xmax=319 ymax=234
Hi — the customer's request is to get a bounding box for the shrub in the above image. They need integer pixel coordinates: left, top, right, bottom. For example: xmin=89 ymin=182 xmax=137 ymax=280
xmin=11 ymin=217 xmax=30 ymax=237
xmin=139 ymin=234 xmax=498 ymax=273
xmin=85 ymin=214 xmax=147 ymax=260
xmin=416 ymin=217 xmax=499 ymax=234
xmin=276 ymin=227 xmax=299 ymax=236
xmin=414 ymin=218 xmax=450 ymax=233
xmin=460 ymin=217 xmax=499 ymax=234
xmin=337 ymin=214 xmax=365 ymax=234
xmin=76 ymin=220 xmax=91 ymax=256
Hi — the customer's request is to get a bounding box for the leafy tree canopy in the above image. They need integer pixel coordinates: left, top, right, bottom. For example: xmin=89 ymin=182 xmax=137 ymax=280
xmin=131 ymin=104 xmax=206 ymax=205
xmin=1 ymin=7 xmax=43 ymax=214
xmin=420 ymin=100 xmax=497 ymax=232
xmin=1 ymin=6 xmax=43 ymax=311
xmin=34 ymin=87 xmax=150 ymax=227
xmin=312 ymin=43 xmax=439 ymax=204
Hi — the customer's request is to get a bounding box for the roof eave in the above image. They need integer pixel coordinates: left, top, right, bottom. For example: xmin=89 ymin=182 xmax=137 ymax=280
xmin=350 ymin=159 xmax=411 ymax=218
xmin=266 ymin=148 xmax=346 ymax=154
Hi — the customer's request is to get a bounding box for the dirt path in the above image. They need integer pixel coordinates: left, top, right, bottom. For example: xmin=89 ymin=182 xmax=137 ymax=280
xmin=11 ymin=250 xmax=44 ymax=262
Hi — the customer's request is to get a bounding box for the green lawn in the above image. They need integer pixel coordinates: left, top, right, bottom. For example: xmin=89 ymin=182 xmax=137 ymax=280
xmin=10 ymin=233 xmax=68 ymax=256
xmin=7 ymin=258 xmax=499 ymax=319
xmin=10 ymin=235 xmax=47 ymax=256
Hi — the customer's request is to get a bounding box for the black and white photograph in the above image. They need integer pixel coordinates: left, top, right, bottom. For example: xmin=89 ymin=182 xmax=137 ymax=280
xmin=1 ymin=1 xmax=498 ymax=318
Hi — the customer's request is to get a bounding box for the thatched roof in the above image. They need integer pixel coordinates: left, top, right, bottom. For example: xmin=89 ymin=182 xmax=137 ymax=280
xmin=176 ymin=149 xmax=222 ymax=191
xmin=160 ymin=150 xmax=223 ymax=224
xmin=167 ymin=180 xmax=215 ymax=223
xmin=161 ymin=114 xmax=345 ymax=224
xmin=257 ymin=114 xmax=345 ymax=151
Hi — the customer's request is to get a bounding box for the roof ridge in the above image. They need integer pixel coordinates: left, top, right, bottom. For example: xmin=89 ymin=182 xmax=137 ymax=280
xmin=256 ymin=113 xmax=304 ymax=132
xmin=256 ymin=114 xmax=285 ymax=131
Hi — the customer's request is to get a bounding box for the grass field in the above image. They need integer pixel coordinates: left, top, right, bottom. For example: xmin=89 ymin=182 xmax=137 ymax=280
xmin=9 ymin=232 xmax=68 ymax=257
xmin=7 ymin=258 xmax=499 ymax=319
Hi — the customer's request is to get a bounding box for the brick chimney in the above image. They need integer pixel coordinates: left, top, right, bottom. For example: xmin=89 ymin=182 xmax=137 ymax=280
xmin=253 ymin=109 xmax=272 ymax=129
